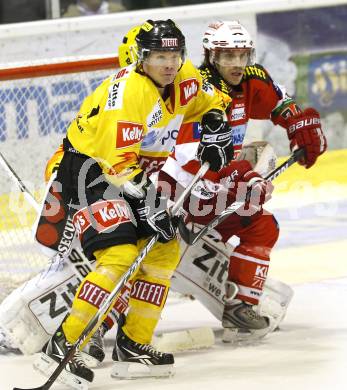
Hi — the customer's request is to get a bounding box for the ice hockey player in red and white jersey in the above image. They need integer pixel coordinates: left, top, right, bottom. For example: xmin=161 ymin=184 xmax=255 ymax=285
xmin=159 ymin=20 xmax=327 ymax=342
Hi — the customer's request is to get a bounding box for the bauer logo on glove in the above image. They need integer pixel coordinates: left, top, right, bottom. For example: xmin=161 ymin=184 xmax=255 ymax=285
xmin=287 ymin=116 xmax=321 ymax=135
xmin=285 ymin=108 xmax=327 ymax=169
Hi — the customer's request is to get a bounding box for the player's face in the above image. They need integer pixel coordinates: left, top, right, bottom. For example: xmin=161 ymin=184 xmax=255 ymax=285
xmin=214 ymin=48 xmax=250 ymax=86
xmin=143 ymin=50 xmax=182 ymax=87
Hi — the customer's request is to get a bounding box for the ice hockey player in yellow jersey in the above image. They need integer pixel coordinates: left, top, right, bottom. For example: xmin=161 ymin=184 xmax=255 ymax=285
xmin=33 ymin=19 xmax=232 ymax=387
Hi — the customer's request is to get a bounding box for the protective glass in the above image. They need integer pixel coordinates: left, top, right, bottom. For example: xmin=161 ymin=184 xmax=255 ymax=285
xmin=144 ymin=50 xmax=183 ymax=67
xmin=213 ymin=49 xmax=251 ymax=67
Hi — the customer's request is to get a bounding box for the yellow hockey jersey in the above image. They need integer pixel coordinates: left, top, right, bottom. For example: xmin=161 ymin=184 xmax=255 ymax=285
xmin=66 ymin=60 xmax=230 ymax=185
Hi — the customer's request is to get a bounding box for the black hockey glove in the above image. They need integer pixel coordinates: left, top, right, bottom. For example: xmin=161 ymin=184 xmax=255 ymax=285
xmin=147 ymin=209 xmax=176 ymax=242
xmin=197 ymin=109 xmax=234 ymax=172
xmin=123 ymin=171 xmax=176 ymax=243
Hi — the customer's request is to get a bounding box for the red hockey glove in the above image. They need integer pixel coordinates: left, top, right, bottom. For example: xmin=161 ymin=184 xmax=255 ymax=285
xmin=285 ymin=108 xmax=327 ymax=169
xmin=242 ymin=170 xmax=274 ymax=206
xmin=219 ymin=160 xmax=274 ymax=207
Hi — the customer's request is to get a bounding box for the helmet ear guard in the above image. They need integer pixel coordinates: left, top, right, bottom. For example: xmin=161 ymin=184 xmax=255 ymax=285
xmin=202 ymin=20 xmax=256 ymax=66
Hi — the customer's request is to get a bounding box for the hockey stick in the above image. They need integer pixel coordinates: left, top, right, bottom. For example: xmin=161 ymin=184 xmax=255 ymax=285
xmin=13 ymin=162 xmax=209 ymax=390
xmin=0 ymin=151 xmax=40 ymax=213
xmin=178 ymin=148 xmax=305 ymax=245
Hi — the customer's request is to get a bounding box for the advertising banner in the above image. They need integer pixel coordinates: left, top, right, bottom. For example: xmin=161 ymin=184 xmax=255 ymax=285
xmin=256 ymin=4 xmax=347 ymax=153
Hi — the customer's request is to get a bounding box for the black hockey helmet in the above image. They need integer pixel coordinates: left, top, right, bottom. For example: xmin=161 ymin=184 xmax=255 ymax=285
xmin=135 ymin=19 xmax=186 ymax=62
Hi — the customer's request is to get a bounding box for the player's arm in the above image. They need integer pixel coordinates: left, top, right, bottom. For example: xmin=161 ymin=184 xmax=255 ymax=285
xmin=180 ymin=64 xmax=233 ymax=172
xmin=272 ymin=103 xmax=327 ymax=169
xmin=247 ymin=64 xmax=327 ymax=169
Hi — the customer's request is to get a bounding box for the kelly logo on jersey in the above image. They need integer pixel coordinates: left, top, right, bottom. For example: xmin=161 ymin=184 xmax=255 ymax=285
xmin=117 ymin=121 xmax=144 ymax=148
xmin=73 ymin=199 xmax=131 ymax=238
xmin=180 ymin=78 xmax=199 ymax=106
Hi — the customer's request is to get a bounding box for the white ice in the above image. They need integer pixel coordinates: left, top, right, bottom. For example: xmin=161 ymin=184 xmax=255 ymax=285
xmin=1 ymin=191 xmax=347 ymax=390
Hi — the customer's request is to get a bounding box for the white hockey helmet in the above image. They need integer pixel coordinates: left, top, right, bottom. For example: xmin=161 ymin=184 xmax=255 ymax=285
xmin=203 ymin=21 xmax=255 ymax=66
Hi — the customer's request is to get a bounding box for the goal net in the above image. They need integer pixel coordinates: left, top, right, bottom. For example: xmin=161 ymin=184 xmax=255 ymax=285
xmin=0 ymin=55 xmax=120 ymax=302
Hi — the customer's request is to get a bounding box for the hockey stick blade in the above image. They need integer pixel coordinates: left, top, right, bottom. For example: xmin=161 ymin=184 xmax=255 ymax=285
xmin=14 ymin=387 xmax=46 ymax=390
xmin=179 ymin=148 xmax=305 ymax=245
xmin=12 ymin=162 xmax=209 ymax=390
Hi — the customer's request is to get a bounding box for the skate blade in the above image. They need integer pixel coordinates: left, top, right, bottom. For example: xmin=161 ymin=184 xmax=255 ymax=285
xmin=111 ymin=361 xmax=175 ymax=379
xmin=222 ymin=327 xmax=270 ymax=344
xmin=33 ymin=352 xmax=90 ymax=390
xmin=80 ymin=351 xmax=102 ymax=368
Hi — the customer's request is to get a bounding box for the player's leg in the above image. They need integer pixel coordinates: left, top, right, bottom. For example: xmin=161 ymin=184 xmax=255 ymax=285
xmin=216 ymin=211 xmax=280 ymax=342
xmin=171 ymin=231 xmax=293 ymax=340
xmin=34 ymin=241 xmax=139 ymax=387
xmin=33 ymin=150 xmax=138 ymax=388
xmin=1 ymin=169 xmax=117 ymax=364
xmin=112 ymin=237 xmax=180 ymax=379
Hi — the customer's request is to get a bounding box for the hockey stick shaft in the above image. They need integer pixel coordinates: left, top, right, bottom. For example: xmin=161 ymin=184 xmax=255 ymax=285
xmin=0 ymin=151 xmax=40 ymax=213
xmin=178 ymin=148 xmax=305 ymax=245
xmin=171 ymin=162 xmax=209 ymax=215
xmin=13 ymin=162 xmax=209 ymax=390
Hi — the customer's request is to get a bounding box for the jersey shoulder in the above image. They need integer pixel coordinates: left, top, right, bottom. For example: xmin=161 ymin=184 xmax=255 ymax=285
xmin=199 ymin=65 xmax=230 ymax=96
xmin=80 ymin=67 xmax=135 ymax=111
xmin=178 ymin=59 xmax=202 ymax=82
xmin=243 ymin=63 xmax=272 ymax=84
xmin=102 ymin=65 xmax=151 ymax=112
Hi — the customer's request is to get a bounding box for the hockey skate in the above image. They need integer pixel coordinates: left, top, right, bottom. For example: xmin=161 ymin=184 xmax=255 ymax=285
xmin=221 ymin=281 xmax=270 ymax=343
xmin=33 ymin=323 xmax=94 ymax=390
xmin=222 ymin=301 xmax=270 ymax=343
xmin=111 ymin=315 xmax=174 ymax=379
xmin=81 ymin=322 xmax=108 ymax=368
